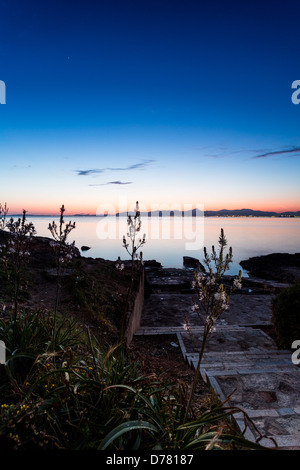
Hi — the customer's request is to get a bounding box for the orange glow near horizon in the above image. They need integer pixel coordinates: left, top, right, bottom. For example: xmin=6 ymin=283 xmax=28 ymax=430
xmin=5 ymin=199 xmax=300 ymax=216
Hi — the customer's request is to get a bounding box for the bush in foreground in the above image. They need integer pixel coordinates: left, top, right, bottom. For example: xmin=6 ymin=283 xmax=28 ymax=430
xmin=0 ymin=309 xmax=268 ymax=450
xmin=272 ymin=283 xmax=300 ymax=349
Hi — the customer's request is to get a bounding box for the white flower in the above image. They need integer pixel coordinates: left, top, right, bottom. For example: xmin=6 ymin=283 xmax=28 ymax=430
xmin=196 ymin=271 xmax=205 ymax=283
xmin=115 ymin=257 xmax=125 ymax=270
xmin=214 ymin=292 xmax=226 ymax=302
xmin=206 ymin=275 xmax=216 ymax=286
xmin=205 ymin=316 xmax=217 ymax=334
xmin=198 ymin=291 xmax=205 ymax=301
xmin=233 ymin=278 xmax=242 ymax=289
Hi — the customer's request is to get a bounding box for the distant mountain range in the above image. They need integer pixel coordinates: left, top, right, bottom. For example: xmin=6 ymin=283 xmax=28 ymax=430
xmin=203 ymin=208 xmax=300 ymax=217
xmin=10 ymin=208 xmax=300 ymax=218
xmin=113 ymin=208 xmax=300 ymax=217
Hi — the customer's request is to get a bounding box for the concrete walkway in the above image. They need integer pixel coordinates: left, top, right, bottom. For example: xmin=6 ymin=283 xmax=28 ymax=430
xmin=134 ymin=266 xmax=300 ymax=450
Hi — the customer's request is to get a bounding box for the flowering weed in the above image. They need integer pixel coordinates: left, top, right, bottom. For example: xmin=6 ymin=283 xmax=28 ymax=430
xmin=185 ymin=228 xmax=242 ymax=420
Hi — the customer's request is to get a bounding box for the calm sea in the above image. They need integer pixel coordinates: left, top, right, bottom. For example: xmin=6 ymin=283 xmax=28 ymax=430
xmin=25 ymin=216 xmax=300 ymax=277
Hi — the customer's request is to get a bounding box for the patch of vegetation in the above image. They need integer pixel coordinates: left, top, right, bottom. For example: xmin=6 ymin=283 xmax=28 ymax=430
xmin=0 ymin=308 xmax=265 ymax=450
xmin=272 ymin=282 xmax=300 ymax=349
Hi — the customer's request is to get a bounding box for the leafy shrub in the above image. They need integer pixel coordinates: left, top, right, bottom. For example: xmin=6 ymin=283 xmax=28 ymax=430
xmin=272 ymin=283 xmax=300 ymax=349
xmin=0 ymin=318 xmax=266 ymax=450
xmin=0 ymin=308 xmax=83 ymax=386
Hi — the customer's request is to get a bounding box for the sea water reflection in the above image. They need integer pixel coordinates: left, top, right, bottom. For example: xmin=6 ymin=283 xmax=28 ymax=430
xmin=26 ymin=216 xmax=300 ymax=277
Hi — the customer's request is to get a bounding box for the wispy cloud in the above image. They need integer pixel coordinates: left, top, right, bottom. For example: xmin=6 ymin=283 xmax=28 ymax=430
xmin=196 ymin=145 xmax=300 ymax=161
xmin=12 ymin=164 xmax=32 ymax=169
xmin=89 ymin=181 xmax=132 ymax=186
xmin=251 ymin=146 xmax=300 ymax=159
xmin=202 ymin=153 xmax=225 ymax=159
xmin=76 ymin=159 xmax=155 ymax=176
xmin=76 ymin=169 xmax=104 ymax=176
xmin=196 ymin=146 xmax=251 ymax=159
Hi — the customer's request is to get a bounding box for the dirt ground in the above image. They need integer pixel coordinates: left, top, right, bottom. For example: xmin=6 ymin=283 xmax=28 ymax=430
xmin=25 ymin=262 xmax=212 ymax=411
xmin=0 ymin=232 xmax=214 ymax=416
xmin=129 ymin=333 xmax=213 ymax=415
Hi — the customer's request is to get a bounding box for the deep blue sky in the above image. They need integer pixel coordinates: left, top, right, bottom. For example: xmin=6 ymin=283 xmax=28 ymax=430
xmin=1 ymin=0 xmax=300 ymax=214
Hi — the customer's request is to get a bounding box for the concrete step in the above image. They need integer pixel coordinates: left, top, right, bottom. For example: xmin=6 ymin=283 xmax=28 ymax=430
xmin=184 ymin=351 xmax=295 ymax=370
xmin=135 ymin=325 xmax=251 ymax=335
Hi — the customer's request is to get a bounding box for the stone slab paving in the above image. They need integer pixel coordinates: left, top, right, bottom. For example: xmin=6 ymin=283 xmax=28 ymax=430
xmin=179 ymin=331 xmax=300 ymax=449
xmin=141 ymin=292 xmax=274 ymax=328
xmin=135 ymin=267 xmax=300 ymax=450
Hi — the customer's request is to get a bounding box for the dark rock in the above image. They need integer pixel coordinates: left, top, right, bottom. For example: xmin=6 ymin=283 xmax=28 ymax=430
xmin=258 ymin=391 xmax=277 ymax=403
xmin=144 ymin=260 xmax=162 ymax=268
xmin=183 ymin=256 xmax=205 ymax=271
xmin=0 ymin=229 xmax=81 ymax=268
xmin=240 ymin=253 xmax=300 ymax=283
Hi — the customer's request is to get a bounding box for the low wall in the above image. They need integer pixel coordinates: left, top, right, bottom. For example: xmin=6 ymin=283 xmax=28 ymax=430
xmin=125 ymin=268 xmax=145 ymax=345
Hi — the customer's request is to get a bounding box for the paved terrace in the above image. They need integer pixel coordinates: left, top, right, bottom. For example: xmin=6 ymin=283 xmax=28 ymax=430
xmin=134 ymin=266 xmax=300 ymax=450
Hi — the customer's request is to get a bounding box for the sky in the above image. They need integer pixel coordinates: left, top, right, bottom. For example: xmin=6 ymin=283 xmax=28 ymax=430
xmin=0 ymin=0 xmax=300 ymax=215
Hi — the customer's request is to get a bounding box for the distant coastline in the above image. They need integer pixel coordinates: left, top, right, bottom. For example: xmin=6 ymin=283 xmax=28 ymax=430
xmin=8 ymin=208 xmax=300 ymax=218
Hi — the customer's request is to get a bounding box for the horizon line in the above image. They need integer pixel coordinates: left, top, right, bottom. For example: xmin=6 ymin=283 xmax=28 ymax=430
xmin=5 ymin=207 xmax=300 ymax=217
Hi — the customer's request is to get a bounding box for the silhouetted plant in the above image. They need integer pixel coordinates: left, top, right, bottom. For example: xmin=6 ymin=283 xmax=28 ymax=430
xmin=115 ymin=256 xmax=124 ymax=271
xmin=0 ymin=210 xmax=36 ymax=346
xmin=122 ymin=201 xmax=146 ymax=273
xmin=184 ymin=228 xmax=242 ymax=421
xmin=117 ymin=201 xmax=146 ymax=343
xmin=0 ymin=202 xmax=8 ymax=230
xmin=48 ymin=205 xmax=77 ymax=350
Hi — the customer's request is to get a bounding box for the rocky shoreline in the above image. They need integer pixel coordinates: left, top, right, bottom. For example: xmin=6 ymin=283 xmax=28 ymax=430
xmin=1 ymin=227 xmax=299 ymax=285
xmin=146 ymin=252 xmax=300 ymax=286
xmin=240 ymin=253 xmax=300 ymax=284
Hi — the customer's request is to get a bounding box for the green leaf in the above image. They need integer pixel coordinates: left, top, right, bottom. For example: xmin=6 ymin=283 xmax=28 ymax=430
xmin=98 ymin=420 xmax=158 ymax=450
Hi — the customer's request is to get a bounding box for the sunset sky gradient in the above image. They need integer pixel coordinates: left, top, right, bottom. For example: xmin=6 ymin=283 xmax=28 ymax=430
xmin=0 ymin=0 xmax=300 ymax=215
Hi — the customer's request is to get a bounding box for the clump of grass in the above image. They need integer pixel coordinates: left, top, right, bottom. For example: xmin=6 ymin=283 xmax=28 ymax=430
xmin=0 ymin=209 xmax=36 ymax=348
xmin=0 ymin=315 xmax=269 ymax=450
xmin=48 ymin=205 xmax=77 ymax=351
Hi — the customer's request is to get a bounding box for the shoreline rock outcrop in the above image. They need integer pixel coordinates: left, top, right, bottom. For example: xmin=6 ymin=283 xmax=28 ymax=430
xmin=240 ymin=253 xmax=300 ymax=283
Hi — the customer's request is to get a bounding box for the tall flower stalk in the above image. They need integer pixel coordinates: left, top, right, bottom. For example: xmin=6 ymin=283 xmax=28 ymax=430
xmin=0 ymin=202 xmax=8 ymax=230
xmin=48 ymin=205 xmax=76 ymax=350
xmin=122 ymin=201 xmax=146 ymax=275
xmin=0 ymin=210 xmax=36 ymax=347
xmin=184 ymin=228 xmax=242 ymax=421
xmin=117 ymin=201 xmax=146 ymax=342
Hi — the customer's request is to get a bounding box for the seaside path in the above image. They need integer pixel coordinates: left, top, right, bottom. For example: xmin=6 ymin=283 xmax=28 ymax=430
xmin=134 ymin=265 xmax=300 ymax=450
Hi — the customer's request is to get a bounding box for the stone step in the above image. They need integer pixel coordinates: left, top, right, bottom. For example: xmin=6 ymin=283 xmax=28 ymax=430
xmin=135 ymin=325 xmax=251 ymax=335
xmin=184 ymin=352 xmax=294 ymax=368
xmin=184 ymin=351 xmax=293 ymax=362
